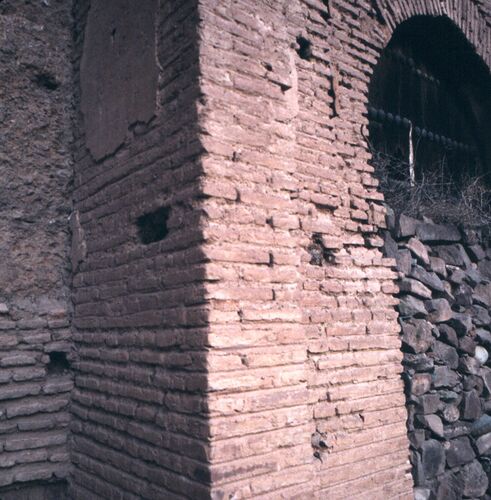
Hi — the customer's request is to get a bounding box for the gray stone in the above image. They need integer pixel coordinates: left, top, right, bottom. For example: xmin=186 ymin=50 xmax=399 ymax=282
xmin=418 ymin=414 xmax=444 ymax=438
xmin=464 ymin=268 xmax=482 ymax=286
xmin=403 ymin=353 xmax=434 ymax=372
xmin=461 ymin=227 xmax=481 ymax=245
xmin=476 ymin=432 xmax=491 ymax=455
xmin=416 ymin=223 xmax=461 ymax=242
xmin=409 ymin=429 xmax=426 ymax=450
xmin=382 ymin=231 xmax=398 ymax=259
xmin=405 ymin=237 xmax=430 ymax=265
xmin=410 ymin=265 xmax=445 ymax=292
xmin=433 ymin=366 xmax=460 ymax=388
xmin=471 ymin=414 xmax=491 ymax=437
xmin=429 ymin=257 xmax=447 ymax=277
xmin=461 ymin=390 xmax=482 ymax=420
xmin=459 ymin=460 xmax=488 ymax=497
xmin=462 ymin=374 xmax=480 ymax=391
xmin=385 ymin=205 xmax=395 ymax=231
xmin=438 ymin=324 xmax=458 ymax=347
xmin=476 ymin=328 xmax=491 ymax=347
xmin=435 ymin=244 xmax=472 ymax=268
xmin=446 ymin=437 xmax=475 ymax=467
xmin=416 ymin=393 xmax=441 ymax=414
xmin=449 ymin=268 xmax=466 ymax=284
xmin=454 ymin=283 xmax=473 ymax=306
xmin=471 ymin=305 xmax=491 ymax=326
xmin=398 ymin=278 xmax=432 ymax=299
xmin=475 ymin=345 xmax=489 ymax=364
xmin=474 ymin=282 xmax=491 ymax=307
xmin=459 ymin=355 xmax=481 ymax=375
xmin=448 ymin=314 xmax=473 ymax=336
xmin=422 ymin=439 xmax=445 ymax=479
xmin=459 ymin=335 xmax=476 ymax=356
xmin=401 ymin=320 xmax=434 ymax=354
xmin=396 ymin=249 xmax=412 ymax=275
xmin=444 ymin=421 xmax=472 ymax=440
xmin=411 ymin=373 xmax=433 ymax=396
xmin=439 ymin=390 xmax=461 ymax=404
xmin=396 ymin=214 xmax=418 ymax=238
xmin=435 ymin=471 xmax=462 ymax=500
xmin=468 ymin=244 xmax=486 ymax=261
xmin=432 ymin=341 xmax=458 ymax=368
xmin=414 ymin=487 xmax=431 ymax=500
xmin=425 ymin=299 xmax=453 ymax=323
xmin=398 ymin=295 xmax=428 ymax=318
xmin=478 ymin=259 xmax=491 ymax=279
xmin=441 ymin=404 xmax=459 ymax=423
xmin=479 ymin=367 xmax=491 ymax=395
xmin=411 ymin=449 xmax=425 ymax=487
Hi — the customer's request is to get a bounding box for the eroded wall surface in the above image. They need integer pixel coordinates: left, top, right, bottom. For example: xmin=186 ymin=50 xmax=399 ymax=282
xmin=0 ymin=0 xmax=74 ymax=492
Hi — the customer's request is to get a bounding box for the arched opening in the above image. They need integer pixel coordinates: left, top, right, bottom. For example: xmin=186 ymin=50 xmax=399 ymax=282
xmin=368 ymin=15 xmax=491 ymax=223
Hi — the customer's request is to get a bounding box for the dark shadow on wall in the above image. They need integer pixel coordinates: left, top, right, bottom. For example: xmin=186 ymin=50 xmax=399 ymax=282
xmin=368 ymin=15 xmax=491 ymax=191
xmin=69 ymin=1 xmax=213 ymax=498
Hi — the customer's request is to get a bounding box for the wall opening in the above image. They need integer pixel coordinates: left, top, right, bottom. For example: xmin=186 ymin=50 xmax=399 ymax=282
xmin=136 ymin=206 xmax=170 ymax=244
xmin=47 ymin=351 xmax=70 ymax=375
xmin=368 ymin=15 xmax=491 ymax=225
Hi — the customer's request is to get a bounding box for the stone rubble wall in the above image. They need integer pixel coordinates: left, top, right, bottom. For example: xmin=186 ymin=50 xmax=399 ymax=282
xmin=384 ymin=214 xmax=491 ymax=499
xmin=0 ymin=0 xmax=74 ymax=493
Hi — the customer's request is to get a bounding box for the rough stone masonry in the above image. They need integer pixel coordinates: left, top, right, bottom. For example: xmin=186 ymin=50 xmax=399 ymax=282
xmin=0 ymin=0 xmax=490 ymax=499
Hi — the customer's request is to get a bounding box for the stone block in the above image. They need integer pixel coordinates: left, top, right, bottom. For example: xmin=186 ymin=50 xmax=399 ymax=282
xmin=410 ymin=265 xmax=445 ymax=292
xmin=433 ymin=366 xmax=460 ymax=388
xmin=398 ymin=278 xmax=432 ymax=299
xmin=401 ymin=320 xmax=434 ymax=353
xmin=431 ymin=341 xmax=458 ymax=368
xmin=435 ymin=244 xmax=472 ymax=268
xmin=425 ymin=299 xmax=453 ymax=323
xmin=405 ymin=237 xmax=430 ymax=265
xmin=396 ymin=214 xmax=419 ymax=238
xmin=421 ymin=439 xmax=445 ymax=479
xmin=459 ymin=460 xmax=488 ymax=497
xmin=416 ymin=223 xmax=460 ymax=243
xmin=446 ymin=437 xmax=475 ymax=467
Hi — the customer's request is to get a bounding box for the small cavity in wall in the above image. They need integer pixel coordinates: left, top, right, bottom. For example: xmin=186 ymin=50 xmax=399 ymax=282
xmin=382 ymin=211 xmax=491 ymax=499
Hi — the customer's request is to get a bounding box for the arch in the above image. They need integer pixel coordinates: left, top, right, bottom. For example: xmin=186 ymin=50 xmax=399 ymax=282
xmin=373 ymin=0 xmax=491 ymax=71
xmin=368 ymin=15 xmax=491 ymax=193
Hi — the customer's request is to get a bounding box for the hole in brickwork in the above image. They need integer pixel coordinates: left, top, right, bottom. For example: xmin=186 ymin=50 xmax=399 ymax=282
xmin=137 ymin=206 xmax=170 ymax=244
xmin=34 ymin=72 xmax=60 ymax=91
xmin=47 ymin=352 xmax=70 ymax=375
xmin=308 ymin=234 xmax=335 ymax=265
xmin=296 ymin=36 xmax=313 ymax=61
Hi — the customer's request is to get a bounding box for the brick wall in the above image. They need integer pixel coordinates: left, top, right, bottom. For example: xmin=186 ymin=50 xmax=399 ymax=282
xmin=197 ymin=0 xmax=491 ymax=498
xmin=0 ymin=0 xmax=73 ymax=492
xmin=69 ymin=0 xmax=211 ymax=498
xmin=0 ymin=0 xmax=489 ymax=497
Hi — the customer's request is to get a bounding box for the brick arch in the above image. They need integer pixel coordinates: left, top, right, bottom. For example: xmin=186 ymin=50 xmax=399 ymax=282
xmin=374 ymin=0 xmax=491 ymax=71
